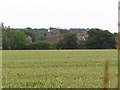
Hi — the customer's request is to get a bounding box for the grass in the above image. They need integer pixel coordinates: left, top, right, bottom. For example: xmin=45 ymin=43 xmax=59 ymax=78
xmin=2 ymin=50 xmax=118 ymax=88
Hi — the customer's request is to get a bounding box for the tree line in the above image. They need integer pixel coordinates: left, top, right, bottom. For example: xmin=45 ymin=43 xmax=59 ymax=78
xmin=1 ymin=23 xmax=117 ymax=50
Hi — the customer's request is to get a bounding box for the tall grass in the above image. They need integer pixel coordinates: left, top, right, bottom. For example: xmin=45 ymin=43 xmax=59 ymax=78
xmin=103 ymin=60 xmax=109 ymax=90
xmin=2 ymin=50 xmax=118 ymax=88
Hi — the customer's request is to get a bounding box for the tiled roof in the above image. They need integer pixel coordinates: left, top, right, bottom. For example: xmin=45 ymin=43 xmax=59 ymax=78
xmin=46 ymin=34 xmax=64 ymax=43
xmin=46 ymin=32 xmax=88 ymax=43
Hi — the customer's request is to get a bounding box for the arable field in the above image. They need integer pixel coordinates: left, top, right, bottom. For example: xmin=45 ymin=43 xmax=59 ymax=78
xmin=2 ymin=50 xmax=118 ymax=88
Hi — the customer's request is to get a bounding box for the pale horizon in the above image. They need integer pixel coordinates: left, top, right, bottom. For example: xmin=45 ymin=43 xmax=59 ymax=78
xmin=0 ymin=0 xmax=119 ymax=33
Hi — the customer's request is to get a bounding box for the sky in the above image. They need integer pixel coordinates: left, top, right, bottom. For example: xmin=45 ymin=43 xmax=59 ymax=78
xmin=0 ymin=0 xmax=119 ymax=33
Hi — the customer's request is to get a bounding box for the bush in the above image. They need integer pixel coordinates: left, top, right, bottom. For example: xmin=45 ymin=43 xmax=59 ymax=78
xmin=79 ymin=40 xmax=86 ymax=49
xmin=56 ymin=32 xmax=79 ymax=49
xmin=31 ymin=40 xmax=54 ymax=50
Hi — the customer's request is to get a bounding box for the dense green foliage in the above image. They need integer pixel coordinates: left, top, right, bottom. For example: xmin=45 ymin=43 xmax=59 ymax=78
xmin=86 ymin=29 xmax=116 ymax=49
xmin=31 ymin=40 xmax=54 ymax=50
xmin=14 ymin=27 xmax=48 ymax=42
xmin=56 ymin=33 xmax=79 ymax=49
xmin=78 ymin=40 xmax=86 ymax=49
xmin=2 ymin=26 xmax=30 ymax=50
xmin=2 ymin=50 xmax=118 ymax=88
xmin=70 ymin=28 xmax=88 ymax=34
xmin=1 ymin=23 xmax=117 ymax=50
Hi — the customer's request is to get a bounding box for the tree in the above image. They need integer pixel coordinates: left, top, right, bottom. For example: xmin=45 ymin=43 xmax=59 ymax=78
xmin=2 ymin=24 xmax=12 ymax=49
xmin=10 ymin=30 xmax=30 ymax=50
xmin=59 ymin=29 xmax=70 ymax=34
xmin=79 ymin=40 xmax=86 ymax=49
xmin=23 ymin=30 xmax=35 ymax=42
xmin=38 ymin=35 xmax=46 ymax=41
xmin=86 ymin=28 xmax=115 ymax=49
xmin=31 ymin=40 xmax=54 ymax=50
xmin=56 ymin=32 xmax=79 ymax=49
xmin=2 ymin=26 xmax=30 ymax=50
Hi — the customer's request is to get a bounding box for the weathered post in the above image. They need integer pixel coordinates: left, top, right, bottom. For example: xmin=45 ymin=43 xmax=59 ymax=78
xmin=103 ymin=60 xmax=109 ymax=90
xmin=118 ymin=1 xmax=120 ymax=90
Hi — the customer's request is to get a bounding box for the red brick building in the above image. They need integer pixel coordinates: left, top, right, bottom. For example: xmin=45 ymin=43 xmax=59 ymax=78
xmin=46 ymin=29 xmax=88 ymax=43
xmin=46 ymin=30 xmax=64 ymax=43
xmin=77 ymin=33 xmax=88 ymax=41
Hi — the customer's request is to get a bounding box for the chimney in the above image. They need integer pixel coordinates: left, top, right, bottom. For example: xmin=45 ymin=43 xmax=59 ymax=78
xmin=46 ymin=28 xmax=52 ymax=40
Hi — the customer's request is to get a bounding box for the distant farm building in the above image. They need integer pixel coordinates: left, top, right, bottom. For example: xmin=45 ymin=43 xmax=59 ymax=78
xmin=77 ymin=33 xmax=88 ymax=41
xmin=46 ymin=28 xmax=64 ymax=43
xmin=46 ymin=28 xmax=88 ymax=43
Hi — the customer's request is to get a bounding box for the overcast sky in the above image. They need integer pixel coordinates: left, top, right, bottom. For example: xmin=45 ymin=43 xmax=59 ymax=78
xmin=0 ymin=0 xmax=119 ymax=33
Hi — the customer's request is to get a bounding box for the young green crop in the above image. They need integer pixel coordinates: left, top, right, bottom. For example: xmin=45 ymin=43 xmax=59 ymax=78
xmin=2 ymin=50 xmax=118 ymax=88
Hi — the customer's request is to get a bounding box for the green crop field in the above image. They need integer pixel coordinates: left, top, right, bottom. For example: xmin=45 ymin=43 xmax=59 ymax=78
xmin=2 ymin=50 xmax=118 ymax=88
